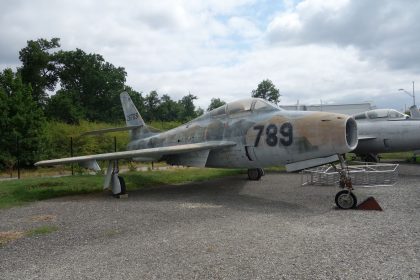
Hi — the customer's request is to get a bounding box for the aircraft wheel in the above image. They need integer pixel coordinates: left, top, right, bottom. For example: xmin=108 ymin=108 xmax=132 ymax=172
xmin=363 ymin=153 xmax=379 ymax=163
xmin=248 ymin=168 xmax=262 ymax=181
xmin=335 ymin=190 xmax=357 ymax=209
xmin=257 ymin=168 xmax=265 ymax=177
xmin=118 ymin=176 xmax=126 ymax=195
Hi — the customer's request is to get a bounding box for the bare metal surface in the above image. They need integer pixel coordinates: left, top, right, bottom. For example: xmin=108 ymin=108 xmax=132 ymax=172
xmin=0 ymin=165 xmax=419 ymax=279
xmin=354 ymin=109 xmax=420 ymax=156
xmin=36 ymin=93 xmax=357 ymax=171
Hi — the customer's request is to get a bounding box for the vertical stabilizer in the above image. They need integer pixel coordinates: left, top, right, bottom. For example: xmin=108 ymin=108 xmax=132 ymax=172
xmin=120 ymin=92 xmax=150 ymax=140
xmin=409 ymin=105 xmax=420 ymax=119
xmin=120 ymin=92 xmax=145 ymax=127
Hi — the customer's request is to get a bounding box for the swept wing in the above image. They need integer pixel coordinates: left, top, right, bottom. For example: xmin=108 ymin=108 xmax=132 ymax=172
xmin=35 ymin=141 xmax=236 ymax=167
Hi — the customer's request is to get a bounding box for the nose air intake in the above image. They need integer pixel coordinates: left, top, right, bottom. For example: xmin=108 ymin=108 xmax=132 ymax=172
xmin=345 ymin=117 xmax=358 ymax=150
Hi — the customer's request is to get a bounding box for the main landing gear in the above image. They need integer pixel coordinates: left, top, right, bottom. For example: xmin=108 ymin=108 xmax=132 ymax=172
xmin=105 ymin=160 xmax=127 ymax=197
xmin=248 ymin=168 xmax=264 ymax=180
xmin=334 ymin=155 xmax=357 ymax=209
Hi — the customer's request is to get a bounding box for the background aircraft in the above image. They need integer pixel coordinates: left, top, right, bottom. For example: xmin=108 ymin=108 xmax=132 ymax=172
xmin=36 ymin=92 xmax=358 ymax=208
xmin=282 ymin=103 xmax=420 ymax=162
xmin=353 ymin=108 xmax=420 ymax=162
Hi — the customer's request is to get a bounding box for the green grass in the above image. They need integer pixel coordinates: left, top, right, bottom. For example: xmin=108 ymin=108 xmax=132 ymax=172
xmin=0 ymin=168 xmax=243 ymax=209
xmin=347 ymin=152 xmax=420 ymax=163
xmin=26 ymin=225 xmax=59 ymax=237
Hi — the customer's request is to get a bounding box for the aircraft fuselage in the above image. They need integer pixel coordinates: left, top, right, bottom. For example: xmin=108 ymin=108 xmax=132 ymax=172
xmin=128 ymin=110 xmax=357 ymax=168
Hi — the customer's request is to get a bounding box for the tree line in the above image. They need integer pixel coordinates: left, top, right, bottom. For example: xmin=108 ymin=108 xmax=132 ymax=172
xmin=0 ymin=37 xmax=280 ymax=169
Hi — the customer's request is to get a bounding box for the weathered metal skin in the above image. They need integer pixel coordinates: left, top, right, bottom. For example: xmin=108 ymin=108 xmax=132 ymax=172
xmin=127 ymin=99 xmax=358 ymax=168
xmin=351 ymin=109 xmax=420 ymax=157
xmin=355 ymin=120 xmax=420 ymax=154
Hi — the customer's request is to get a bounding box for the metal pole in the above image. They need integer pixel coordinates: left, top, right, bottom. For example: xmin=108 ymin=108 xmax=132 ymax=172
xmin=114 ymin=137 xmax=118 ymax=172
xmin=413 ymin=81 xmax=415 ymax=106
xmin=16 ymin=136 xmax=20 ymax=179
xmin=70 ymin=137 xmax=74 ymax=176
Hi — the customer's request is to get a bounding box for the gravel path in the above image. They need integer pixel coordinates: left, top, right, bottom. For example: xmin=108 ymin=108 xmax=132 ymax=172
xmin=0 ymin=164 xmax=419 ymax=279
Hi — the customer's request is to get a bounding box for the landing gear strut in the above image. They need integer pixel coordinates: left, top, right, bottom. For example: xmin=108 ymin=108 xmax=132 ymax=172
xmin=104 ymin=160 xmax=127 ymax=196
xmin=334 ymin=155 xmax=357 ymax=209
xmin=248 ymin=168 xmax=264 ymax=180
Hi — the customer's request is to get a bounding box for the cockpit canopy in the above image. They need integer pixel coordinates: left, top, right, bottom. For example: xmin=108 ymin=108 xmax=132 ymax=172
xmin=203 ymin=98 xmax=281 ymax=119
xmin=354 ymin=109 xmax=409 ymax=121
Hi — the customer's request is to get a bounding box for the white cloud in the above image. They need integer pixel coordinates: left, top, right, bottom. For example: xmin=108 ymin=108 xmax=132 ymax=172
xmin=228 ymin=17 xmax=261 ymax=38
xmin=267 ymin=0 xmax=420 ymax=72
xmin=0 ymin=0 xmax=418 ymax=112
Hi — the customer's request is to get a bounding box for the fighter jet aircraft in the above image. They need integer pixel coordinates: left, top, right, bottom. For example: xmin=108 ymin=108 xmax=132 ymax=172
xmin=353 ymin=108 xmax=420 ymax=162
xmin=36 ymin=92 xmax=358 ymax=208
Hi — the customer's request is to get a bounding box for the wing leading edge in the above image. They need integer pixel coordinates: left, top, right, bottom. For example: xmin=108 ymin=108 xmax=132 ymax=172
xmin=35 ymin=141 xmax=236 ymax=167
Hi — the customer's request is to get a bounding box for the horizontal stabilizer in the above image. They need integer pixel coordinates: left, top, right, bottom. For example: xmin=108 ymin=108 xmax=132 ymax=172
xmin=286 ymin=154 xmax=339 ymax=172
xmin=81 ymin=125 xmax=143 ymax=136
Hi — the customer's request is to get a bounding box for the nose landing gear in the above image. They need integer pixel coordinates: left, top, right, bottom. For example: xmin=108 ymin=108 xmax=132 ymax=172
xmin=334 ymin=155 xmax=357 ymax=209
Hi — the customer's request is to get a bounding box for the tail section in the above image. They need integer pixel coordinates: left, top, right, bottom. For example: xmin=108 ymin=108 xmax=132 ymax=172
xmin=120 ymin=92 xmax=145 ymax=127
xmin=409 ymin=105 xmax=420 ymax=119
xmin=120 ymin=92 xmax=152 ymax=140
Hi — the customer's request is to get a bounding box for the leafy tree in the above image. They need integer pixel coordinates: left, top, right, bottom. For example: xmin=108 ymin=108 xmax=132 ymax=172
xmin=207 ymin=98 xmax=226 ymax=111
xmin=0 ymin=68 xmax=45 ymax=168
xmin=178 ymin=94 xmax=197 ymax=121
xmin=45 ymin=89 xmax=84 ymax=124
xmin=18 ymin=38 xmax=60 ymax=106
xmin=159 ymin=94 xmax=181 ymax=122
xmin=195 ymin=107 xmax=204 ymax=117
xmin=53 ymin=48 xmax=127 ymax=122
xmin=251 ymin=79 xmax=280 ymax=104
xmin=144 ymin=90 xmax=161 ymax=121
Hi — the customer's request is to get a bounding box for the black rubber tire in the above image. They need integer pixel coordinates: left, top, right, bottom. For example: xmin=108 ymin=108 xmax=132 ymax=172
xmin=335 ymin=190 xmax=357 ymax=209
xmin=257 ymin=168 xmax=265 ymax=177
xmin=118 ymin=176 xmax=126 ymax=195
xmin=362 ymin=154 xmax=379 ymax=163
xmin=248 ymin=168 xmax=262 ymax=181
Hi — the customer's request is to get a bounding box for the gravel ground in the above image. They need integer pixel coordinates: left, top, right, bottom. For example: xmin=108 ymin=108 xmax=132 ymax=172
xmin=0 ymin=164 xmax=419 ymax=279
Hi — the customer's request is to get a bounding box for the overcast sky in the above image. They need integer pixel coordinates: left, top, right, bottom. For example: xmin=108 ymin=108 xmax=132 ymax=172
xmin=0 ymin=0 xmax=419 ymax=111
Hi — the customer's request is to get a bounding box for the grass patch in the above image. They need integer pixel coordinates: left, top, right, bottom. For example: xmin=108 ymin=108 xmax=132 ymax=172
xmin=0 ymin=175 xmax=103 ymax=209
xmin=0 ymin=168 xmax=243 ymax=209
xmin=265 ymin=166 xmax=286 ymax=172
xmin=123 ymin=168 xmax=243 ymax=190
xmin=26 ymin=225 xmax=58 ymax=237
xmin=0 ymin=231 xmax=25 ymax=246
xmin=347 ymin=152 xmax=420 ymax=163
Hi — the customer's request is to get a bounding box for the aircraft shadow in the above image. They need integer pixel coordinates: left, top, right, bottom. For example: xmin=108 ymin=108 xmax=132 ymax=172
xmin=123 ymin=175 xmax=312 ymax=215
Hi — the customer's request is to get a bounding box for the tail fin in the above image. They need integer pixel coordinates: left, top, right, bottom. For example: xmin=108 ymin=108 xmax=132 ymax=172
xmin=409 ymin=105 xmax=420 ymax=119
xmin=120 ymin=92 xmax=152 ymax=140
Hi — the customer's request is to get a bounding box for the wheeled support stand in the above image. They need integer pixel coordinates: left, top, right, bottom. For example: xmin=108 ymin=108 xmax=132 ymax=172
xmin=333 ymin=155 xmax=357 ymax=209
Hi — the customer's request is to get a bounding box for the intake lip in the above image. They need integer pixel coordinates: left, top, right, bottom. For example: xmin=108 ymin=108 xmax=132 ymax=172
xmin=345 ymin=117 xmax=358 ymax=150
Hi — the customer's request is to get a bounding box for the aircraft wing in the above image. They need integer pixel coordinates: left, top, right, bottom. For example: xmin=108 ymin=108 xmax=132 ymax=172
xmin=35 ymin=141 xmax=236 ymax=168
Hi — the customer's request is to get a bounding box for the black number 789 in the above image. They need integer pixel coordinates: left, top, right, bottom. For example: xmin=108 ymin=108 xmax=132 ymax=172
xmin=253 ymin=123 xmax=293 ymax=147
